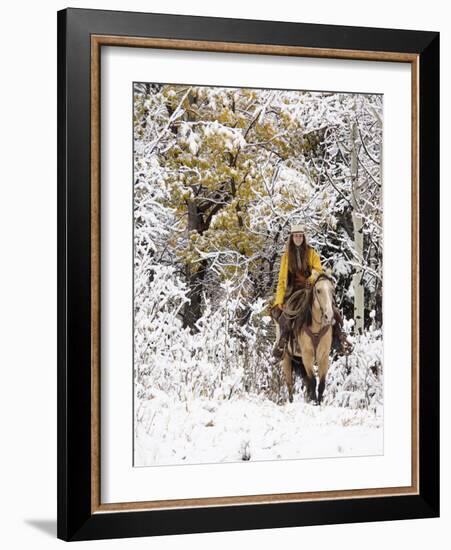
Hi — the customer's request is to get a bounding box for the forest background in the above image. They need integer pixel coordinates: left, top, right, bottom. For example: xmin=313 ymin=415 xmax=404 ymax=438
xmin=133 ymin=83 xmax=384 ymax=465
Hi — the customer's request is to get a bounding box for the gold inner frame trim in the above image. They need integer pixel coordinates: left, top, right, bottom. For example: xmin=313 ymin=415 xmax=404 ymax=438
xmin=90 ymin=34 xmax=420 ymax=514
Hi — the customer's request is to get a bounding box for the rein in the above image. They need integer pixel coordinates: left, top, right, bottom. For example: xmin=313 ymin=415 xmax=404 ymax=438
xmin=282 ymin=289 xmax=310 ymax=320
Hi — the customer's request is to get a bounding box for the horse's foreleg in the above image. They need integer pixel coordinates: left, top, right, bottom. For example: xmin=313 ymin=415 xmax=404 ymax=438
xmin=317 ymin=375 xmax=326 ymax=405
xmin=317 ymin=354 xmax=330 ymax=405
xmin=316 ymin=329 xmax=332 ymax=405
xmin=301 ymin=350 xmax=316 ymax=404
xmin=308 ymin=376 xmax=317 ymax=404
xmin=282 ymin=354 xmax=294 ymax=403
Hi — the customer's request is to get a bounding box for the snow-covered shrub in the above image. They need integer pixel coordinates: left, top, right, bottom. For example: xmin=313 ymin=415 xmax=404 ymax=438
xmin=323 ymin=326 xmax=383 ymax=412
xmin=134 ymin=271 xmax=284 ymax=404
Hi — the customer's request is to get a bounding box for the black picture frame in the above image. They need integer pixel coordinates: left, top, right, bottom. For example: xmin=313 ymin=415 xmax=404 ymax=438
xmin=57 ymin=7 xmax=439 ymax=542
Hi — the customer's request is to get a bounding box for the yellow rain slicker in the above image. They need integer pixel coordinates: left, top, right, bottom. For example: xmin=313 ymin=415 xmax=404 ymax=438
xmin=273 ymin=247 xmax=323 ymax=307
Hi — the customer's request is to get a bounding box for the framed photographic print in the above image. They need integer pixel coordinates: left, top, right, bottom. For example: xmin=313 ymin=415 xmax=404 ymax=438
xmin=57 ymin=7 xmax=439 ymax=542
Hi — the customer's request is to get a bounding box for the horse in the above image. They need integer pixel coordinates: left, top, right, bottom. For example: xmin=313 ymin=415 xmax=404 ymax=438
xmin=275 ymin=274 xmax=336 ymax=405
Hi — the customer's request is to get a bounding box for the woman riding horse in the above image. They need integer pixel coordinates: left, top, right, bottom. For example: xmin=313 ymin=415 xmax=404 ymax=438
xmin=271 ymin=223 xmax=350 ymax=361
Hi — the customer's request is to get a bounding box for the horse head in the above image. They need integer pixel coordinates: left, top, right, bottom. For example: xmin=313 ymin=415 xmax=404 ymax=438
xmin=311 ymin=273 xmax=335 ymax=326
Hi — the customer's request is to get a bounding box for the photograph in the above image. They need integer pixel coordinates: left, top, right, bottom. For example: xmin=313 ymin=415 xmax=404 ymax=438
xmin=133 ymin=82 xmax=384 ymax=467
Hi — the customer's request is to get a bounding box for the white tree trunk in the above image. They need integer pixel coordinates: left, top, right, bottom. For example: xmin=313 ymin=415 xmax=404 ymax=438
xmin=351 ymin=120 xmax=365 ymax=334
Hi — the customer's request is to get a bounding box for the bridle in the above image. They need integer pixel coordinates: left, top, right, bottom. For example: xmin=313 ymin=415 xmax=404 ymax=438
xmin=311 ymin=274 xmax=335 ymax=326
xmin=301 ymin=274 xmax=335 ymax=359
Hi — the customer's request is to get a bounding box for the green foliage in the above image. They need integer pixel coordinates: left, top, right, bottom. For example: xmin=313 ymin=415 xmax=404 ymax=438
xmin=150 ymin=85 xmax=310 ymax=291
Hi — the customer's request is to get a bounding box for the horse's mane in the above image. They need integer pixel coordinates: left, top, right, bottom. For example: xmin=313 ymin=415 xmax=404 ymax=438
xmin=283 ymin=273 xmax=335 ymax=333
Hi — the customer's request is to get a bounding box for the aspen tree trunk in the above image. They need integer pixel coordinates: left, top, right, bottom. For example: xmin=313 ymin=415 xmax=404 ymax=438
xmin=351 ymin=119 xmax=365 ymax=334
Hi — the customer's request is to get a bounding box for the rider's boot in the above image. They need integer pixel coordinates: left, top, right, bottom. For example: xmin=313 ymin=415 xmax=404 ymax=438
xmin=272 ymin=326 xmax=290 ymax=360
xmin=272 ymin=311 xmax=292 ymax=361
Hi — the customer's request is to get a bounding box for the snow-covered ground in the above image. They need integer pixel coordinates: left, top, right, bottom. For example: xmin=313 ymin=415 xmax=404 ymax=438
xmin=134 ymin=391 xmax=383 ymax=466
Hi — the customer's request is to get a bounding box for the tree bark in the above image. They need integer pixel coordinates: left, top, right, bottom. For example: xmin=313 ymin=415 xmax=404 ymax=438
xmin=351 ymin=119 xmax=365 ymax=334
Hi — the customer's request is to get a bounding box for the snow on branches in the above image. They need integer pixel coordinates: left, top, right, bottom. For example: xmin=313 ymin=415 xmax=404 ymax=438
xmin=133 ymin=83 xmax=384 ymax=463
